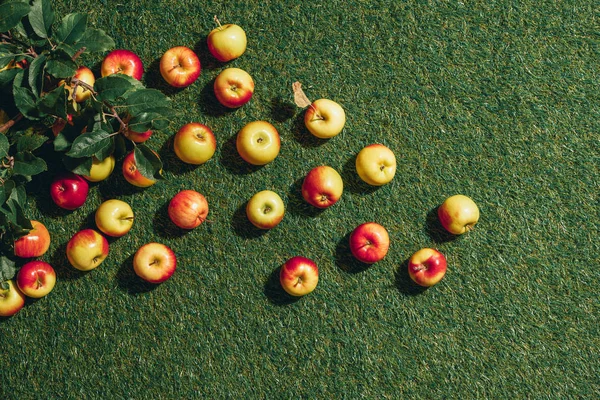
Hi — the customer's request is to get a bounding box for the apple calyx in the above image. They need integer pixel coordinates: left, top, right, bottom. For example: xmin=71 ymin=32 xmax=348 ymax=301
xmin=413 ymin=263 xmax=428 ymax=272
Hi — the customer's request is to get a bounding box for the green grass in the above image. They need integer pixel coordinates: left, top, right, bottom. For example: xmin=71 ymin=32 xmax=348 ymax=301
xmin=1 ymin=0 xmax=599 ymax=398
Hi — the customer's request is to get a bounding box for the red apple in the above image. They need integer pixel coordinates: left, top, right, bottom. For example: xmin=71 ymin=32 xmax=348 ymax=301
xmin=50 ymin=172 xmax=89 ymax=210
xmin=0 ymin=280 xmax=26 ymax=317
xmin=213 ymin=67 xmax=254 ymax=108
xmin=349 ymin=222 xmax=390 ymax=264
xmin=133 ymin=242 xmax=177 ymax=284
xmin=279 ymin=256 xmax=319 ymax=297
xmin=16 ymin=261 xmax=56 ymax=298
xmin=301 ymin=166 xmax=344 ymax=209
xmin=168 ymin=190 xmax=209 ymax=229
xmin=124 ymin=128 xmax=152 ymax=143
xmin=14 ymin=220 xmax=51 ymax=258
xmin=159 ymin=46 xmax=201 ymax=88
xmin=407 ymin=248 xmax=447 ymax=287
xmin=101 ymin=49 xmax=144 ymax=80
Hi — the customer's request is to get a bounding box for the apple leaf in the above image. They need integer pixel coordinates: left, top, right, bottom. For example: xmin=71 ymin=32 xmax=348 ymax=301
xmin=134 ymin=145 xmax=163 ymax=180
xmin=37 ymin=84 xmax=68 ymax=119
xmin=16 ymin=132 xmax=47 ymax=153
xmin=128 ymin=107 xmax=174 ymax=132
xmin=124 ymin=89 xmax=171 ymax=115
xmin=73 ymin=28 xmax=115 ymax=53
xmin=0 ymin=256 xmax=17 ymax=284
xmin=53 ymin=131 xmax=71 ymax=152
xmin=0 ymin=1 xmax=31 ymax=33
xmin=67 ymin=129 xmax=112 ymax=158
xmin=0 ymin=135 xmax=9 ymax=159
xmin=27 ymin=52 xmax=47 ymax=97
xmin=0 ymin=68 xmax=20 ymax=88
xmin=55 ymin=13 xmax=87 ymax=45
xmin=12 ymin=152 xmax=47 ymax=177
xmin=13 ymin=71 xmax=41 ymax=120
xmin=293 ymin=81 xmax=312 ymax=108
xmin=28 ymin=0 xmax=54 ymax=39
xmin=62 ymin=155 xmax=92 ymax=175
xmin=94 ymin=74 xmax=137 ymax=103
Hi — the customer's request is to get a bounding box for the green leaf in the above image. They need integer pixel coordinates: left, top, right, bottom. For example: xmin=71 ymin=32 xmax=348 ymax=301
xmin=28 ymin=0 xmax=54 ymax=39
xmin=134 ymin=144 xmax=163 ymax=180
xmin=124 ymin=89 xmax=171 ymax=115
xmin=0 ymin=256 xmax=17 ymax=284
xmin=0 ymin=55 xmax=14 ymax=69
xmin=62 ymin=155 xmax=92 ymax=175
xmin=94 ymin=74 xmax=136 ymax=102
xmin=73 ymin=28 xmax=115 ymax=53
xmin=27 ymin=53 xmax=46 ymax=97
xmin=128 ymin=106 xmax=174 ymax=132
xmin=53 ymin=131 xmax=71 ymax=152
xmin=13 ymin=71 xmax=41 ymax=120
xmin=16 ymin=133 xmax=46 ymax=152
xmin=94 ymin=138 xmax=114 ymax=161
xmin=12 ymin=152 xmax=47 ymax=177
xmin=55 ymin=13 xmax=87 ymax=45
xmin=0 ymin=1 xmax=31 ymax=33
xmin=38 ymin=83 xmax=68 ymax=118
xmin=0 ymin=134 xmax=9 ymax=159
xmin=67 ymin=129 xmax=112 ymax=158
xmin=8 ymin=184 xmax=26 ymax=208
xmin=45 ymin=49 xmax=77 ymax=79
xmin=0 ymin=68 xmax=20 ymax=88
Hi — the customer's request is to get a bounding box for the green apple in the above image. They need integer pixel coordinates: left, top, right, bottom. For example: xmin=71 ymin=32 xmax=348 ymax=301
xmin=355 ymin=144 xmax=396 ymax=186
xmin=95 ymin=199 xmax=134 ymax=237
xmin=174 ymin=123 xmax=217 ymax=165
xmin=236 ymin=121 xmax=280 ymax=165
xmin=304 ymin=98 xmax=346 ymax=139
xmin=83 ymin=155 xmax=115 ymax=182
xmin=246 ymin=190 xmax=285 ymax=229
xmin=438 ymin=195 xmax=480 ymax=235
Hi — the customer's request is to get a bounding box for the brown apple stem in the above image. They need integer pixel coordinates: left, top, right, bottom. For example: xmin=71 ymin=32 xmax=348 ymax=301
xmin=414 ymin=264 xmax=427 ymax=272
xmin=309 ymin=103 xmax=323 ymax=121
xmin=214 ymin=15 xmax=222 ymax=28
xmin=71 ymin=46 xmax=86 ymax=61
xmin=0 ymin=113 xmax=23 ymax=134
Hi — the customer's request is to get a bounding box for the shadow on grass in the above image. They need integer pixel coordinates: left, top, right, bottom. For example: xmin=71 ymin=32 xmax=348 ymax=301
xmin=97 ymin=166 xmax=155 ymax=199
xmin=286 ymin=177 xmax=326 ymax=218
xmin=152 ymin=200 xmax=190 ymax=239
xmin=48 ymin=240 xmax=92 ymax=281
xmin=340 ymin=153 xmax=381 ymax=196
xmin=116 ymin=253 xmax=157 ymax=295
xmin=425 ymin=207 xmax=458 ymax=244
xmin=193 ymin=37 xmax=221 ymax=73
xmin=263 ymin=266 xmax=302 ymax=306
xmin=395 ymin=258 xmax=428 ymax=296
xmin=335 ymin=232 xmax=372 ymax=274
xmin=157 ymin=135 xmax=203 ymax=176
xmin=271 ymin=96 xmax=296 ymax=122
xmin=198 ymin=78 xmax=236 ymax=117
xmin=143 ymin=57 xmax=186 ymax=97
xmin=219 ymin=133 xmax=265 ymax=176
xmin=231 ymin=201 xmax=268 ymax=239
xmin=292 ymin=111 xmax=327 ymax=148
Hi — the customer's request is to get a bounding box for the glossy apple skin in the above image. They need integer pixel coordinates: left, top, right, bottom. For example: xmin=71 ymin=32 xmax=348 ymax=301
xmin=236 ymin=121 xmax=280 ymax=165
xmin=50 ymin=172 xmax=89 ymax=210
xmin=65 ymin=66 xmax=95 ymax=103
xmin=122 ymin=151 xmax=157 ymax=188
xmin=66 ymin=229 xmax=110 ymax=271
xmin=133 ymin=243 xmax=177 ymax=284
xmin=280 ymin=256 xmax=319 ymax=297
xmin=208 ymin=23 xmax=247 ymax=62
xmin=246 ymin=190 xmax=285 ymax=229
xmin=95 ymin=199 xmax=134 ymax=237
xmin=16 ymin=261 xmax=56 ymax=298
xmin=301 ymin=166 xmax=344 ymax=209
xmin=168 ymin=190 xmax=209 ymax=229
xmin=125 ymin=128 xmax=152 ymax=143
xmin=438 ymin=195 xmax=480 ymax=235
xmin=408 ymin=248 xmax=447 ymax=287
xmin=101 ymin=49 xmax=144 ymax=80
xmin=304 ymin=99 xmax=346 ymax=139
xmin=349 ymin=222 xmax=390 ymax=264
xmin=159 ymin=46 xmax=201 ymax=88
xmin=355 ymin=144 xmax=397 ymax=186
xmin=0 ymin=280 xmax=26 ymax=317
xmin=174 ymin=123 xmax=217 ymax=165
xmin=14 ymin=220 xmax=50 ymax=258
xmin=84 ymin=155 xmax=115 ymax=182
xmin=213 ymin=67 xmax=254 ymax=108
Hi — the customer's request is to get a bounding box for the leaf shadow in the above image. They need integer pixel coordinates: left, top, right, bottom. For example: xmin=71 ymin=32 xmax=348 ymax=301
xmin=271 ymin=96 xmax=296 ymax=122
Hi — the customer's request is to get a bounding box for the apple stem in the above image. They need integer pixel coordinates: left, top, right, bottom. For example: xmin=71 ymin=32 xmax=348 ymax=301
xmin=214 ymin=15 xmax=222 ymax=28
xmin=309 ymin=104 xmax=324 ymax=121
xmin=0 ymin=113 xmax=23 ymax=134
xmin=414 ymin=264 xmax=427 ymax=272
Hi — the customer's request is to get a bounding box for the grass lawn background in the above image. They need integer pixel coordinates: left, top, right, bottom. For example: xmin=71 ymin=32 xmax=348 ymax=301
xmin=1 ymin=0 xmax=599 ymax=398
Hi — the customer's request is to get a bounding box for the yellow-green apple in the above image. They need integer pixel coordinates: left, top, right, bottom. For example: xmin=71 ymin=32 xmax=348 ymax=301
xmin=95 ymin=199 xmax=134 ymax=237
xmin=280 ymin=256 xmax=319 ymax=297
xmin=408 ymin=248 xmax=447 ymax=287
xmin=83 ymin=155 xmax=115 ymax=182
xmin=355 ymin=144 xmax=396 ymax=186
xmin=349 ymin=222 xmax=390 ymax=264
xmin=207 ymin=18 xmax=247 ymax=62
xmin=133 ymin=242 xmax=177 ymax=284
xmin=101 ymin=49 xmax=144 ymax=80
xmin=16 ymin=261 xmax=56 ymax=298
xmin=236 ymin=121 xmax=280 ymax=165
xmin=301 ymin=166 xmax=344 ymax=209
xmin=61 ymin=66 xmax=95 ymax=103
xmin=213 ymin=67 xmax=254 ymax=108
xmin=124 ymin=128 xmax=152 ymax=143
xmin=246 ymin=190 xmax=285 ymax=229
xmin=438 ymin=194 xmax=480 ymax=235
xmin=159 ymin=46 xmax=201 ymax=88
xmin=304 ymin=98 xmax=346 ymax=139
xmin=122 ymin=150 xmax=157 ymax=188
xmin=66 ymin=229 xmax=109 ymax=271
xmin=168 ymin=190 xmax=209 ymax=230
xmin=0 ymin=280 xmax=26 ymax=317
xmin=50 ymin=172 xmax=89 ymax=210
xmin=173 ymin=123 xmax=217 ymax=165
xmin=14 ymin=220 xmax=50 ymax=258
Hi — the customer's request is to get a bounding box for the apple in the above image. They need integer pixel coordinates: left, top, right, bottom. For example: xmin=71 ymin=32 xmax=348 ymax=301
xmin=159 ymin=46 xmax=201 ymax=88
xmin=301 ymin=166 xmax=344 ymax=209
xmin=279 ymin=256 xmax=319 ymax=297
xmin=173 ymin=123 xmax=217 ymax=165
xmin=66 ymin=229 xmax=109 ymax=271
xmin=61 ymin=66 xmax=95 ymax=103
xmin=168 ymin=190 xmax=209 ymax=230
xmin=438 ymin=194 xmax=480 ymax=235
xmin=349 ymin=222 xmax=390 ymax=264
xmin=50 ymin=172 xmax=89 ymax=210
xmin=122 ymin=150 xmax=157 ymax=188
xmin=133 ymin=242 xmax=177 ymax=284
xmin=0 ymin=280 xmax=26 ymax=317
xmin=16 ymin=261 xmax=56 ymax=298
xmin=213 ymin=67 xmax=254 ymax=108
xmin=246 ymin=190 xmax=285 ymax=229
xmin=207 ymin=17 xmax=247 ymax=62
xmin=95 ymin=199 xmax=134 ymax=237
xmin=355 ymin=144 xmax=396 ymax=186
xmin=101 ymin=49 xmax=144 ymax=80
xmin=304 ymin=98 xmax=346 ymax=139
xmin=14 ymin=220 xmax=50 ymax=258
xmin=83 ymin=155 xmax=115 ymax=182
xmin=236 ymin=121 xmax=280 ymax=165
xmin=408 ymin=248 xmax=447 ymax=287
xmin=124 ymin=128 xmax=152 ymax=143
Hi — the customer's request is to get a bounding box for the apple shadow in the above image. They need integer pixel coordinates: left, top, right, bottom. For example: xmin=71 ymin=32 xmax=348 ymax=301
xmin=115 ymin=253 xmax=158 ymax=295
xmin=292 ymin=111 xmax=328 ymax=148
xmin=48 ymin=240 xmax=91 ymax=281
xmin=395 ymin=258 xmax=429 ymax=296
xmin=157 ymin=135 xmax=201 ymax=176
xmin=263 ymin=266 xmax=302 ymax=306
xmin=192 ymin=38 xmax=221 ymax=72
xmin=231 ymin=201 xmax=268 ymax=239
xmin=340 ymin=153 xmax=382 ymax=196
xmin=219 ymin=133 xmax=265 ymax=176
xmin=425 ymin=207 xmax=458 ymax=244
xmin=334 ymin=232 xmax=372 ymax=274
xmin=198 ymin=78 xmax=235 ymax=117
xmin=152 ymin=200 xmax=190 ymax=239
xmin=97 ymin=164 xmax=154 ymax=199
xmin=143 ymin=58 xmax=186 ymax=96
xmin=285 ymin=177 xmax=326 ymax=218
xmin=271 ymin=96 xmax=296 ymax=122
